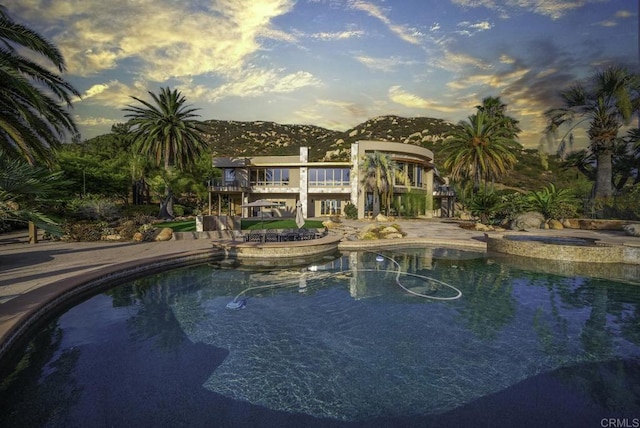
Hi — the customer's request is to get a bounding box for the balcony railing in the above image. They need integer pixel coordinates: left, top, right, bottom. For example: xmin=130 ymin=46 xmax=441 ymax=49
xmin=208 ymin=179 xmax=251 ymax=192
xmin=433 ymin=185 xmax=456 ymax=197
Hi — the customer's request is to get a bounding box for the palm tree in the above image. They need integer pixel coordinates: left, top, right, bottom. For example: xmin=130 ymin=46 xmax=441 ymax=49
xmin=476 ymin=96 xmax=520 ymax=138
xmin=0 ymin=5 xmax=79 ymax=166
xmin=0 ymin=149 xmax=68 ymax=234
xmin=545 ymin=66 xmax=640 ymax=199
xmin=359 ymin=151 xmax=408 ymax=216
xmin=443 ymin=110 xmax=520 ymax=192
xmin=123 ymin=87 xmax=208 ymax=218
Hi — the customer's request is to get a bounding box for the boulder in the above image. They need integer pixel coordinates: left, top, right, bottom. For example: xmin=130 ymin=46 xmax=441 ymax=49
xmin=623 ymin=224 xmax=640 ymax=237
xmin=375 ymin=213 xmax=389 ymax=222
xmin=380 ymin=226 xmax=400 ymax=236
xmin=102 ymin=234 xmax=122 ymax=241
xmin=155 ymin=227 xmax=173 ymax=241
xmin=459 ymin=212 xmax=473 ymax=221
xmin=322 ymin=219 xmax=339 ymax=229
xmin=547 ymin=219 xmax=564 ymax=230
xmin=384 ymin=232 xmax=404 ymax=239
xmin=510 ymin=212 xmax=545 ymax=231
xmin=133 ymin=232 xmax=144 ymax=242
xmin=474 ymin=223 xmax=491 ymax=232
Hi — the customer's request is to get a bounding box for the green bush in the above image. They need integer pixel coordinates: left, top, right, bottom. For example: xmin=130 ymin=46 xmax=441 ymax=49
xmin=594 ymin=185 xmax=640 ymax=220
xmin=393 ymin=191 xmax=428 ymax=217
xmin=121 ymin=204 xmax=160 ymax=217
xmin=66 ymin=195 xmax=120 ymax=221
xmin=470 ymin=190 xmax=504 ymax=224
xmin=496 ymin=192 xmax=528 ymax=221
xmin=343 ymin=202 xmax=358 ymax=219
xmin=173 ymin=204 xmax=185 ymax=217
xmin=525 ymin=184 xmax=578 ymax=220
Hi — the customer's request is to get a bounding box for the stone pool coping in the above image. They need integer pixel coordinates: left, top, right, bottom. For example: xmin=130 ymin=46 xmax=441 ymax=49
xmin=486 ymin=233 xmax=640 ymax=264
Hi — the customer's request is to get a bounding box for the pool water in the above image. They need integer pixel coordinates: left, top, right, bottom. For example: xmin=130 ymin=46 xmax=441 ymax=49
xmin=2 ymin=247 xmax=640 ymax=427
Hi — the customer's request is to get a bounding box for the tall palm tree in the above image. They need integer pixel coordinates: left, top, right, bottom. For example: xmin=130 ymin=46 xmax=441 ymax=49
xmin=443 ymin=110 xmax=520 ymax=192
xmin=476 ymin=96 xmax=520 ymax=139
xmin=545 ymin=66 xmax=640 ymax=199
xmin=123 ymin=87 xmax=208 ymax=218
xmin=0 ymin=5 xmax=79 ymax=166
xmin=359 ymin=151 xmax=408 ymax=216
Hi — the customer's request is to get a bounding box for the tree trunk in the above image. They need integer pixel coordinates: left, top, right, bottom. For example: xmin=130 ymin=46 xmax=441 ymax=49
xmin=594 ymin=150 xmax=613 ymax=199
xmin=372 ymin=192 xmax=380 ymax=217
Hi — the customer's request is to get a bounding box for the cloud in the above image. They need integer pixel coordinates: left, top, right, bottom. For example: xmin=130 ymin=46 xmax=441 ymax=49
xmin=435 ymin=50 xmax=493 ymax=73
xmin=9 ymin=0 xmax=297 ymax=81
xmin=388 ymin=86 xmax=464 ymax=113
xmin=456 ymin=20 xmax=493 ymax=36
xmin=75 ymin=80 xmax=144 ymax=109
xmin=354 ymin=55 xmax=417 ymax=72
xmin=206 ymin=67 xmax=321 ymax=101
xmin=348 ymin=0 xmax=422 ymax=45
xmin=310 ymin=30 xmax=365 ymax=41
xmin=74 ymin=115 xmax=118 ymax=127
xmin=615 ymin=10 xmax=634 ymax=19
xmin=450 ymin=0 xmax=607 ymax=20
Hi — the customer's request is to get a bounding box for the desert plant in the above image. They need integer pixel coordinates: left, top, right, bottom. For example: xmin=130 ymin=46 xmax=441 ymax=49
xmin=469 ymin=189 xmax=504 ymax=224
xmin=525 ymin=184 xmax=578 ymax=220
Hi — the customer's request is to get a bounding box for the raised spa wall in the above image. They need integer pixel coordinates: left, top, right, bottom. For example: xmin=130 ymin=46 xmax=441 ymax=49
xmin=486 ymin=234 xmax=640 ymax=265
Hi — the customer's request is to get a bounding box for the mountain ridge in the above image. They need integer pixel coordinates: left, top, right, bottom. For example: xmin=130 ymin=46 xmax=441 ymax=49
xmin=200 ymin=115 xmax=458 ymax=161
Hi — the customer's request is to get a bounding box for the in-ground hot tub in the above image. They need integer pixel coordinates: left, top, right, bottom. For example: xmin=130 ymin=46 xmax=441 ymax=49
xmin=486 ymin=233 xmax=640 ymax=265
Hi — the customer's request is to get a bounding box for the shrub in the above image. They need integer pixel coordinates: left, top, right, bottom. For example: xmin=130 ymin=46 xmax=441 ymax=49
xmin=121 ymin=204 xmax=160 ymax=217
xmin=66 ymin=195 xmax=120 ymax=221
xmin=469 ymin=190 xmax=504 ymax=224
xmin=496 ymin=192 xmax=528 ymax=222
xmin=62 ymin=220 xmax=107 ymax=241
xmin=594 ymin=185 xmax=640 ymax=220
xmin=173 ymin=204 xmax=185 ymax=217
xmin=525 ymin=184 xmax=578 ymax=220
xmin=343 ymin=202 xmax=358 ymax=219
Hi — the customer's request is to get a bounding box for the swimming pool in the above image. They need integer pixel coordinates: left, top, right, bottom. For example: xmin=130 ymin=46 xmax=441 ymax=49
xmin=1 ymin=247 xmax=640 ymax=427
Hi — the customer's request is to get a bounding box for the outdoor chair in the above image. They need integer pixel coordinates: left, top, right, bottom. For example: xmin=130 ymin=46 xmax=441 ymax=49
xmin=247 ymin=230 xmax=264 ymax=242
xmin=265 ymin=231 xmax=279 ymax=242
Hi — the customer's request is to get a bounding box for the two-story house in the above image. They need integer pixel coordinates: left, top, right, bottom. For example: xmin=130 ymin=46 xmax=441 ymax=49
xmin=209 ymin=140 xmax=440 ymax=220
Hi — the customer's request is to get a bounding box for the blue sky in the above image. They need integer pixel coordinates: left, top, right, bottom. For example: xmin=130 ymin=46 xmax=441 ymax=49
xmin=5 ymin=0 xmax=638 ymax=149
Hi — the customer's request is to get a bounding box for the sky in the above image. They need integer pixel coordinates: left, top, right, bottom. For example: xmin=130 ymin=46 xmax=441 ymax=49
xmin=4 ymin=0 xmax=638 ymax=150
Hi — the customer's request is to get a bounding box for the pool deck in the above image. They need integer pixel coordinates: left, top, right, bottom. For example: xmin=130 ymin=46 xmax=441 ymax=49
xmin=0 ymin=218 xmax=638 ymax=360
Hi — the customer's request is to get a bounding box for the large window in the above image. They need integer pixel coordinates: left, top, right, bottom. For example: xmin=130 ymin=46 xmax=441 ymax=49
xmin=309 ymin=168 xmax=350 ymax=186
xmin=320 ymin=199 xmax=342 ymax=215
xmin=250 ymin=168 xmax=290 ymax=186
xmin=396 ymin=162 xmax=423 ymax=187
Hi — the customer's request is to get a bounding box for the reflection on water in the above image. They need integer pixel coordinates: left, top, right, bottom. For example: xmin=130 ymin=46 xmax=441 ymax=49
xmin=1 ymin=247 xmax=640 ymax=427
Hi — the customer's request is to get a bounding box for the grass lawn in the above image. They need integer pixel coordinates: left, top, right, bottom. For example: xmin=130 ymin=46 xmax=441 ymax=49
xmin=156 ymin=219 xmax=197 ymax=232
xmin=157 ymin=218 xmax=325 ymax=232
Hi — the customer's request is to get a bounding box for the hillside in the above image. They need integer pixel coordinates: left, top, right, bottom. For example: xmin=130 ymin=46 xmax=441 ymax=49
xmin=200 ymin=115 xmax=457 ymax=161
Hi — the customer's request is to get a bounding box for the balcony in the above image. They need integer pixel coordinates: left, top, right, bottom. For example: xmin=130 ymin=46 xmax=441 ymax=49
xmin=208 ymin=179 xmax=251 ymax=193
